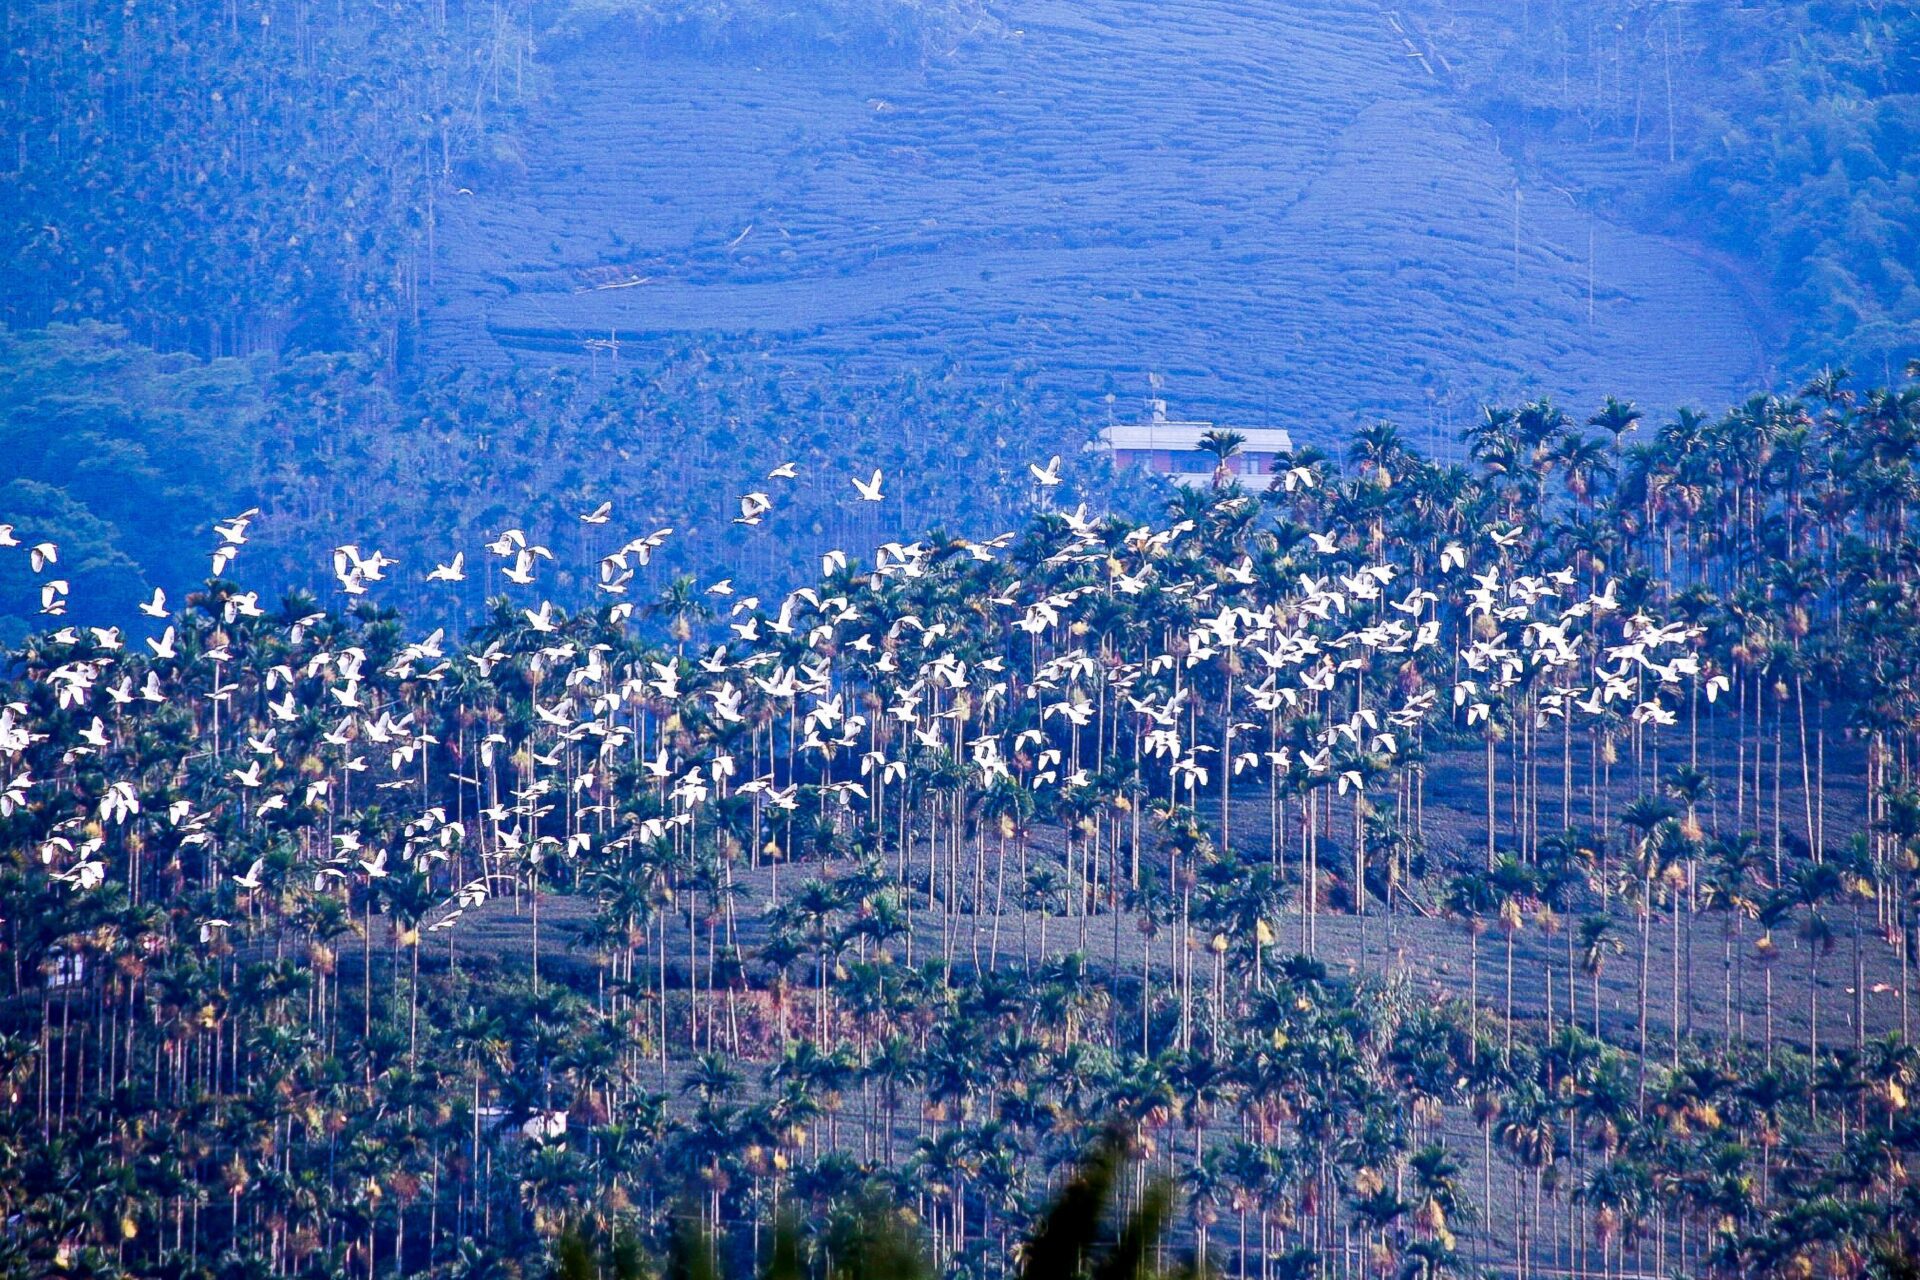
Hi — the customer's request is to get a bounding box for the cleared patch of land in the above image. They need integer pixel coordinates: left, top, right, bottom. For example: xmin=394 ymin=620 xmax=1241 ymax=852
xmin=428 ymin=0 xmax=1769 ymax=439
xmin=428 ymin=719 xmax=1905 ymax=1058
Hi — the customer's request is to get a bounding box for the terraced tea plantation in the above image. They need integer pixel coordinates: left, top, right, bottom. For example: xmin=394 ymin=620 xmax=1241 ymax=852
xmin=428 ymin=0 xmax=1770 ymax=439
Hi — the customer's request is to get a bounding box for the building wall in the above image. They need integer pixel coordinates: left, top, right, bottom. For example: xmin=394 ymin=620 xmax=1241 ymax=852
xmin=1111 ymin=449 xmax=1279 ymax=477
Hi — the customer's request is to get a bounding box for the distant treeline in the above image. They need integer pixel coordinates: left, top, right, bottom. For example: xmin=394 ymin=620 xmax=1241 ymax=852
xmin=0 ymin=0 xmax=536 ymax=359
xmin=0 ymin=323 xmax=1077 ymax=640
xmin=2 ymin=0 xmax=1911 ymax=377
xmin=1409 ymin=0 xmax=1920 ymax=377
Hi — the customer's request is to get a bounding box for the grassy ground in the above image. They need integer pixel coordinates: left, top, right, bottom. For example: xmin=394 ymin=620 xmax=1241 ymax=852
xmin=392 ymin=723 xmax=1900 ymax=1275
xmin=435 ymin=716 xmax=1906 ymax=1055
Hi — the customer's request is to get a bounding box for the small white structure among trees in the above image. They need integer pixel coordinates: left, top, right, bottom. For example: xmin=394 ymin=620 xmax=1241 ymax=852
xmin=1091 ymin=400 xmax=1293 ymax=490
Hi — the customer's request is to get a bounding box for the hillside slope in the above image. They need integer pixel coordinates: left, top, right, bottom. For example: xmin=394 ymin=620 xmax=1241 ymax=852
xmin=427 ymin=0 xmax=1771 ymax=437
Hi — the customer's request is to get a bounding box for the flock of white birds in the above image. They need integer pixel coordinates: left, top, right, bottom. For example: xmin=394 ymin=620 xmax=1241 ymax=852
xmin=1 ymin=457 xmax=1721 ymax=952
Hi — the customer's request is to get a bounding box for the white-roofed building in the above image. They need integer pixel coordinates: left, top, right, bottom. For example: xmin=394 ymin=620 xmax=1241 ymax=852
xmin=1090 ymin=400 xmax=1294 ymax=490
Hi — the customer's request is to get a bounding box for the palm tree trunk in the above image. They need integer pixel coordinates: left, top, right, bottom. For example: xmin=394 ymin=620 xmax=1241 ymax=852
xmin=1637 ymin=891 xmax=1651 ymax=1110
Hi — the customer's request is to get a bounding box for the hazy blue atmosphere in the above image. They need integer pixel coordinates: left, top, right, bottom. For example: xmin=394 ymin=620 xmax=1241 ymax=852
xmin=432 ymin=1 xmax=1764 ymax=427
xmin=3 ymin=0 xmax=1914 ymax=632
xmin=1 ymin=4 xmax=1918 ymax=1279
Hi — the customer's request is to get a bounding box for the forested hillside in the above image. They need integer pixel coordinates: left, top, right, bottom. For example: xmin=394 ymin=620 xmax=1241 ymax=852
xmin=11 ymin=3 xmax=1920 ymax=1277
xmin=3 ymin=0 xmax=1916 ymax=640
xmin=5 ymin=0 xmax=1912 ymax=384
xmin=0 ymin=323 xmax=1086 ymax=644
xmin=1403 ymin=0 xmax=1920 ymax=380
xmin=0 ymin=0 xmax=534 ymax=360
xmin=2 ymin=373 xmax=1920 ymax=1278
